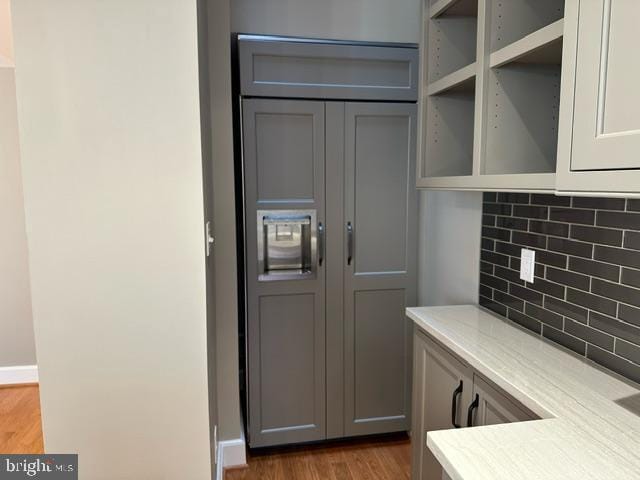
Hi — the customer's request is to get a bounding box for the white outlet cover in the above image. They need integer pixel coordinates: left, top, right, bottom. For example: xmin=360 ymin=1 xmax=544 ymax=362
xmin=520 ymin=248 xmax=536 ymax=283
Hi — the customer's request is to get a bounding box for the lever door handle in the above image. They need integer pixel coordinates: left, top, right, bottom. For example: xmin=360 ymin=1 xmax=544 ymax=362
xmin=318 ymin=222 xmax=324 ymax=267
xmin=451 ymin=380 xmax=463 ymax=428
xmin=347 ymin=222 xmax=353 ymax=266
xmin=467 ymin=393 xmax=479 ymax=427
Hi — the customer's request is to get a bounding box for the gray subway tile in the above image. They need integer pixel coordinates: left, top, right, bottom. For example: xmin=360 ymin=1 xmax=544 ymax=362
xmin=565 ymin=319 xmax=614 ymax=351
xmin=628 ymin=199 xmax=640 ymax=212
xmin=483 ymin=226 xmax=511 ymax=242
xmin=567 ymin=288 xmax=617 ymax=316
xmin=621 ymin=268 xmax=640 ymax=289
xmin=596 ymin=211 xmax=640 ymax=230
xmin=494 ymin=266 xmax=525 ymax=285
xmin=513 ymin=205 xmax=548 ymax=220
xmin=496 ymin=216 xmax=528 ymax=231
xmin=526 ymin=277 xmax=565 ymax=300
xmin=480 ymin=273 xmax=508 ymax=292
xmin=544 ymin=296 xmax=588 ymax=323
xmin=525 ymin=303 xmax=563 ymax=329
xmin=481 ymin=249 xmax=510 ymax=267
xmin=570 ymin=225 xmax=623 ymax=247
xmin=494 ymin=290 xmax=525 ymax=312
xmin=591 ymin=278 xmax=640 ymax=308
xmin=548 ymin=237 xmax=593 ymax=259
xmin=481 ymin=238 xmax=495 ymax=251
xmin=531 ymin=194 xmax=570 ymax=207
xmin=624 ymin=231 xmax=640 ymax=251
xmin=482 ymin=214 xmax=496 ymax=226
xmin=529 ymin=220 xmax=569 ymax=238
xmin=550 ymin=207 xmax=595 ymax=225
xmin=536 ymin=250 xmax=568 ymax=268
xmin=512 ymin=231 xmax=547 ymax=249
xmin=589 ymin=311 xmax=640 ymax=346
xmin=587 ymin=345 xmax=640 ymax=384
xmin=619 ymin=304 xmax=640 ymax=328
xmin=480 ymin=284 xmax=493 ymax=298
xmin=484 ymin=203 xmax=512 ymax=216
xmin=483 ymin=192 xmax=497 ymax=202
xmin=498 ymin=192 xmax=530 ymax=204
xmin=546 ymin=266 xmax=590 ymax=291
xmin=615 ymin=340 xmax=640 ymax=366
xmin=480 ymin=261 xmax=494 ymax=274
xmin=572 ymin=197 xmax=626 ymax=211
xmin=594 ymin=246 xmax=640 ymax=270
xmin=568 ymin=257 xmax=620 ymax=282
xmin=542 ymin=325 xmax=586 ymax=356
xmin=480 ymin=296 xmax=507 ymax=317
xmin=509 ymin=283 xmax=543 ymax=306
xmin=508 ymin=309 xmax=542 ymax=335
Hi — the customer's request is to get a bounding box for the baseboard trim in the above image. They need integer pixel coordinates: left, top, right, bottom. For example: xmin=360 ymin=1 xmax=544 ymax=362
xmin=0 ymin=365 xmax=38 ymax=386
xmin=217 ymin=434 xmax=246 ymax=479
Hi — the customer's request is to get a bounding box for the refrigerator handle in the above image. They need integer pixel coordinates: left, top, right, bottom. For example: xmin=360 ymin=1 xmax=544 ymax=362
xmin=318 ymin=222 xmax=324 ymax=267
xmin=347 ymin=221 xmax=353 ymax=266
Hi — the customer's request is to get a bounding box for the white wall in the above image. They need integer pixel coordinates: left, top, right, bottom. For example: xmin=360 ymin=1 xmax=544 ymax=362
xmin=418 ymin=191 xmax=483 ymax=306
xmin=0 ymin=66 xmax=35 ymax=369
xmin=231 ymin=0 xmax=421 ymax=44
xmin=12 ymin=1 xmax=212 ymax=478
xmin=0 ymin=0 xmax=13 ymax=65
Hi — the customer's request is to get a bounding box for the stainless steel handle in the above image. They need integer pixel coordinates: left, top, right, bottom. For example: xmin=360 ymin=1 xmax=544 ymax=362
xmin=347 ymin=221 xmax=353 ymax=266
xmin=318 ymin=222 xmax=324 ymax=267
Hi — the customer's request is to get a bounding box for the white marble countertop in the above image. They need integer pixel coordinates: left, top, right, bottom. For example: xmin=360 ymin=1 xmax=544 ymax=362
xmin=406 ymin=305 xmax=640 ymax=480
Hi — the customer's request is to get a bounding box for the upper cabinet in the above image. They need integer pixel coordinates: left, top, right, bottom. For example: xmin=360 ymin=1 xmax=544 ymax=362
xmin=556 ymin=0 xmax=640 ymax=195
xmin=419 ymin=0 xmax=640 ymax=196
xmin=417 ymin=0 xmax=564 ymax=191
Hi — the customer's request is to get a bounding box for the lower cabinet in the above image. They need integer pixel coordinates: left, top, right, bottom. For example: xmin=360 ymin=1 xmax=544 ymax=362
xmin=412 ymin=327 xmax=536 ymax=480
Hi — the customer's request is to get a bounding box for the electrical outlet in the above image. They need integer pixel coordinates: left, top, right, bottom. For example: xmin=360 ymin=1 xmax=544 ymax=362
xmin=520 ymin=248 xmax=536 ymax=283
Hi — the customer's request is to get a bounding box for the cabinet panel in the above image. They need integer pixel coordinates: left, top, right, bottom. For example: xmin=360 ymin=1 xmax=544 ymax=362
xmin=244 ymin=98 xmax=326 ymax=447
xmin=470 ymin=374 xmax=536 ymax=427
xmin=412 ymin=330 xmax=473 ymax=480
xmin=570 ymin=0 xmax=640 ymax=171
xmin=344 ymin=102 xmax=417 ymax=436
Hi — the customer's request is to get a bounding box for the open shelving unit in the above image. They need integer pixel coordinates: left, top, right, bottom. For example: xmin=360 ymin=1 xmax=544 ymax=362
xmin=418 ymin=0 xmax=565 ymax=190
xmin=421 ymin=0 xmax=478 ymax=179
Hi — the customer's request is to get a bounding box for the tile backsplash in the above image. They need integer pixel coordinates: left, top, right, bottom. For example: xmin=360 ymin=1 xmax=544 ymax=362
xmin=479 ymin=192 xmax=640 ymax=384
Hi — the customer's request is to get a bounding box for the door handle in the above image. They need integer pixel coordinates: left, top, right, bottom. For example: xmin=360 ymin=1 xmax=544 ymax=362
xmin=347 ymin=221 xmax=353 ymax=266
xmin=467 ymin=393 xmax=479 ymax=427
xmin=451 ymin=380 xmax=463 ymax=428
xmin=318 ymin=222 xmax=324 ymax=267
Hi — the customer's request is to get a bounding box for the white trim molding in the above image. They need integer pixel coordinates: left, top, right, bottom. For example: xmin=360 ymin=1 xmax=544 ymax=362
xmin=0 ymin=365 xmax=39 ymax=385
xmin=216 ymin=435 xmax=246 ymax=479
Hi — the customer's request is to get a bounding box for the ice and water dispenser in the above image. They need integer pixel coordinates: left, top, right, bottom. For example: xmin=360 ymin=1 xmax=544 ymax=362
xmin=257 ymin=210 xmax=318 ymax=281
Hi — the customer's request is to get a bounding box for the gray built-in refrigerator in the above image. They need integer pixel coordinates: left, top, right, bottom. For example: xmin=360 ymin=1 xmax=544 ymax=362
xmin=237 ymin=35 xmax=419 ymax=447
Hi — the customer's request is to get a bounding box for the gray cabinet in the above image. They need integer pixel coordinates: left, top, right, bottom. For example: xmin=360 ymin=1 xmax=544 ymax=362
xmin=556 ymin=0 xmax=640 ymax=194
xmin=244 ymin=99 xmax=327 ymax=447
xmin=412 ymin=330 xmax=473 ymax=480
xmin=343 ymin=102 xmax=418 ymax=436
xmin=412 ymin=327 xmax=537 ymax=480
xmin=244 ymin=99 xmax=417 ymax=447
xmin=469 ymin=375 xmax=535 ymax=427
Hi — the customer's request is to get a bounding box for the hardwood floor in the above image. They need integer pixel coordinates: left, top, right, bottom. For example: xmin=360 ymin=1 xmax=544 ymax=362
xmin=225 ymin=434 xmax=411 ymax=480
xmin=0 ymin=386 xmax=410 ymax=480
xmin=0 ymin=385 xmax=44 ymax=454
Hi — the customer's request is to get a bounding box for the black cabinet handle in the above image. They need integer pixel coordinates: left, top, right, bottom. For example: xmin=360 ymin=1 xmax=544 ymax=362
xmin=318 ymin=222 xmax=324 ymax=267
xmin=467 ymin=393 xmax=479 ymax=427
xmin=347 ymin=221 xmax=353 ymax=266
xmin=451 ymin=380 xmax=463 ymax=428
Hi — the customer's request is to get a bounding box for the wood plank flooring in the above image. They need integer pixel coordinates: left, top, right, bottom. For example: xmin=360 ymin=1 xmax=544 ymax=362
xmin=0 ymin=385 xmax=44 ymax=454
xmin=0 ymin=386 xmax=410 ymax=480
xmin=226 ymin=434 xmax=411 ymax=480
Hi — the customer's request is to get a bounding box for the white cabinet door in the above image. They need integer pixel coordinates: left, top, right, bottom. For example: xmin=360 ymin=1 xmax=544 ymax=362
xmin=557 ymin=0 xmax=640 ymax=193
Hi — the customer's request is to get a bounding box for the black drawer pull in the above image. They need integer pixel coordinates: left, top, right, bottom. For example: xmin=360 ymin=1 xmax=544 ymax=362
xmin=467 ymin=393 xmax=480 ymax=427
xmin=451 ymin=380 xmax=463 ymax=428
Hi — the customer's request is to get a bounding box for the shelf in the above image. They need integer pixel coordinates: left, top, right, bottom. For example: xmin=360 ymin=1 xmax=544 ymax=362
xmin=491 ymin=0 xmax=564 ymax=52
xmin=423 ymin=88 xmax=476 ymax=178
xmin=485 ymin=64 xmax=560 ymax=175
xmin=428 ymin=16 xmax=478 ymax=83
xmin=490 ymin=19 xmax=563 ymax=68
xmin=427 ymin=62 xmax=476 ymax=95
xmin=430 ymin=0 xmax=478 ymax=18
